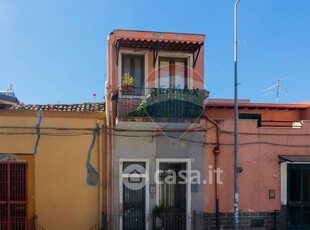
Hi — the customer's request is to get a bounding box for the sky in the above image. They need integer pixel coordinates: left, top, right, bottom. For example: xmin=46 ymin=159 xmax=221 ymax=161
xmin=0 ymin=0 xmax=310 ymax=105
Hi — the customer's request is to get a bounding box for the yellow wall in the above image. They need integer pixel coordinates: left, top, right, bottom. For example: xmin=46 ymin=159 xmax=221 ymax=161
xmin=0 ymin=111 xmax=37 ymax=220
xmin=0 ymin=109 xmax=105 ymax=230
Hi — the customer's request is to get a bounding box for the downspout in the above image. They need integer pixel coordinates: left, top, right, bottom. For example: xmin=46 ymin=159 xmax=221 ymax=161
xmin=204 ymin=115 xmax=221 ymax=230
xmin=110 ymin=124 xmax=115 ymax=216
xmin=96 ymin=119 xmax=105 ymax=227
xmin=104 ymin=125 xmax=109 ymax=214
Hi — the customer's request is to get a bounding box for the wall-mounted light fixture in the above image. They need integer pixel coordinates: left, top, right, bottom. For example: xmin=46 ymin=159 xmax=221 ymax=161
xmin=269 ymin=189 xmax=276 ymax=199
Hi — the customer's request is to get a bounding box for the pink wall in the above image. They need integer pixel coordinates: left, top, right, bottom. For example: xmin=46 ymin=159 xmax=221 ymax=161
xmin=204 ymin=112 xmax=310 ymax=213
xmin=107 ymin=30 xmax=205 ymax=92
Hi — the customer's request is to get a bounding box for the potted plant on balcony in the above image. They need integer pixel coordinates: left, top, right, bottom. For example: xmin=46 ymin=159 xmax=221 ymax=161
xmin=153 ymin=205 xmax=169 ymax=229
xmin=120 ymin=72 xmax=135 ymax=93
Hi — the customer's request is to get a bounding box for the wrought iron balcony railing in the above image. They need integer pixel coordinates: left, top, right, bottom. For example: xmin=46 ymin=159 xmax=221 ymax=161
xmin=117 ymin=87 xmax=207 ymax=119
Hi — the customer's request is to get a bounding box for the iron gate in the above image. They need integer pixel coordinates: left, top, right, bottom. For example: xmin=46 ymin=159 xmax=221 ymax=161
xmin=122 ymin=162 xmax=146 ymax=230
xmin=0 ymin=162 xmax=28 ymax=230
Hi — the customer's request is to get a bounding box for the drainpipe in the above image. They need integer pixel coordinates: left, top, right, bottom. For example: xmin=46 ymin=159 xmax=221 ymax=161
xmin=204 ymin=115 xmax=221 ymax=230
xmin=96 ymin=119 xmax=105 ymax=227
xmin=107 ymin=118 xmax=114 ymax=217
xmin=105 ymin=124 xmax=111 ymax=216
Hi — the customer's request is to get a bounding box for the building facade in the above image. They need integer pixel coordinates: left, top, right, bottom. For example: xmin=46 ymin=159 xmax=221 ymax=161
xmin=105 ymin=30 xmax=207 ymax=229
xmin=204 ymin=99 xmax=310 ymax=229
xmin=105 ymin=30 xmax=310 ymax=230
xmin=0 ymin=103 xmax=105 ymax=230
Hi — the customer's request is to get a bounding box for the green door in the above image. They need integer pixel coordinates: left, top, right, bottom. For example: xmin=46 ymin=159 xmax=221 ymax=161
xmin=287 ymin=164 xmax=310 ymax=229
xmin=122 ymin=162 xmax=146 ymax=230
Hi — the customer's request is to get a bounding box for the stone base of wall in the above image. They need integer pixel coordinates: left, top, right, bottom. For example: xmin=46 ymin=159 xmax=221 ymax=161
xmin=203 ymin=211 xmax=284 ymax=230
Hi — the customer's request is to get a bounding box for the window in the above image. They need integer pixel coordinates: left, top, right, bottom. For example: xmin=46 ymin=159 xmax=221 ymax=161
xmin=239 ymin=113 xmax=262 ymax=127
xmin=122 ymin=54 xmax=145 ymax=94
xmin=159 ymin=58 xmax=187 ymax=89
xmin=0 ymin=162 xmax=28 ymax=229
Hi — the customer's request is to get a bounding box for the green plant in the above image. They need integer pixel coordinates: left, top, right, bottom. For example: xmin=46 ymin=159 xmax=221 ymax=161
xmin=122 ymin=72 xmax=135 ymax=86
xmin=153 ymin=204 xmax=169 ymax=213
xmin=125 ymin=88 xmax=206 ymax=118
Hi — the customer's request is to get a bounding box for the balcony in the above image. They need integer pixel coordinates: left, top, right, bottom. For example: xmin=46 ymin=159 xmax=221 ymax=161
xmin=116 ymin=87 xmax=207 ymax=124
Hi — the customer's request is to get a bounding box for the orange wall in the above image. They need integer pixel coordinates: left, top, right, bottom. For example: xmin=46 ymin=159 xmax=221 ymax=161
xmin=0 ymin=113 xmax=37 ymax=219
xmin=0 ymin=110 xmax=105 ymax=229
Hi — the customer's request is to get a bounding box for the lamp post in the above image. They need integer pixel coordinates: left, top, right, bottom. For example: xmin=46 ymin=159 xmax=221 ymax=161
xmin=234 ymin=0 xmax=240 ymax=229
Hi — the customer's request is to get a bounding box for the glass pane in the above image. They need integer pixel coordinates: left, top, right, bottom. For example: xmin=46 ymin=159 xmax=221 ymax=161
xmin=122 ymin=56 xmax=131 ymax=74
xmin=174 ymin=61 xmax=185 ymax=89
xmin=123 ymin=162 xmax=146 ymax=174
xmin=290 ymin=169 xmax=301 ymax=202
xmin=159 ymin=61 xmax=170 ymax=88
xmin=134 ymin=57 xmax=143 ymax=89
xmin=158 ymin=163 xmax=186 ymax=213
xmin=122 ymin=55 xmax=144 ymax=95
xmin=303 ymin=169 xmax=310 ymax=201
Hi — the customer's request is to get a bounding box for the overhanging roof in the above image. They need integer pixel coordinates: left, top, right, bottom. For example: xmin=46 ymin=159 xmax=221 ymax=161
xmin=279 ymin=155 xmax=310 ymax=164
xmin=115 ymin=38 xmax=203 ymax=68
xmin=112 ymin=30 xmax=205 ymax=68
xmin=115 ymin=37 xmax=203 ymax=52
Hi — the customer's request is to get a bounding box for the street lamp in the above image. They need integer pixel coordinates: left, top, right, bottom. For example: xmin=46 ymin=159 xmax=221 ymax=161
xmin=234 ymin=0 xmax=240 ymax=229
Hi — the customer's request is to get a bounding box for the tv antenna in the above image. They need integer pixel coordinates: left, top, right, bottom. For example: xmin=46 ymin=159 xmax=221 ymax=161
xmin=261 ymin=75 xmax=294 ymax=103
xmin=8 ymin=84 xmax=13 ymax=92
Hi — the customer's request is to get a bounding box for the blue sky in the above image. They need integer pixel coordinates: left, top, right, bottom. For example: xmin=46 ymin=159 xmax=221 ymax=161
xmin=1 ymin=0 xmax=309 ymax=104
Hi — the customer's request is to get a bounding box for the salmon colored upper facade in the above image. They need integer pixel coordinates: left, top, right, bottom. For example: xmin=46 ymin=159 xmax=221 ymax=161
xmin=107 ymin=29 xmax=205 ymax=90
xmin=106 ymin=30 xmax=206 ymax=124
xmin=203 ymin=100 xmax=310 ymax=217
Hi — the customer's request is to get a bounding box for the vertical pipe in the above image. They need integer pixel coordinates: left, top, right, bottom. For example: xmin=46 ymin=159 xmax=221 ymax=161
xmin=204 ymin=116 xmax=221 ymax=230
xmin=234 ymin=0 xmax=240 ymax=229
xmin=97 ymin=119 xmax=105 ymax=228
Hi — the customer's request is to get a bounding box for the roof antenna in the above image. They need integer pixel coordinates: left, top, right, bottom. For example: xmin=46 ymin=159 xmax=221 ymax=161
xmin=8 ymin=84 xmax=13 ymax=92
xmin=261 ymin=75 xmax=294 ymax=103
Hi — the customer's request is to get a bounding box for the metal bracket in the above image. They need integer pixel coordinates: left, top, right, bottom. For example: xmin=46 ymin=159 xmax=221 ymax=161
xmin=153 ymin=44 xmax=160 ymax=68
xmin=192 ymin=46 xmax=201 ymax=68
xmin=278 ymin=156 xmax=293 ymax=164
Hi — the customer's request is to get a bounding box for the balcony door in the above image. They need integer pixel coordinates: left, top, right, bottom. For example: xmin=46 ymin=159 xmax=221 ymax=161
xmin=158 ymin=162 xmax=187 ymax=214
xmin=155 ymin=159 xmax=191 ymax=230
xmin=122 ymin=54 xmax=145 ymax=95
xmin=159 ymin=58 xmax=187 ymax=89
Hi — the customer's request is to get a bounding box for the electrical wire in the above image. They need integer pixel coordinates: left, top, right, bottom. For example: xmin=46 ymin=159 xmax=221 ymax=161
xmin=1 ymin=126 xmax=310 ymax=148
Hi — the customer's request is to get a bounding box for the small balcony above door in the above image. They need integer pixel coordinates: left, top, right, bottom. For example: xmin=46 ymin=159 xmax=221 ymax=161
xmin=116 ymin=86 xmax=208 ymax=130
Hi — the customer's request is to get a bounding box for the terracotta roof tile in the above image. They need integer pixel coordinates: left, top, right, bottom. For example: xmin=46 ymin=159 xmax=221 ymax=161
xmin=8 ymin=103 xmax=105 ymax=112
